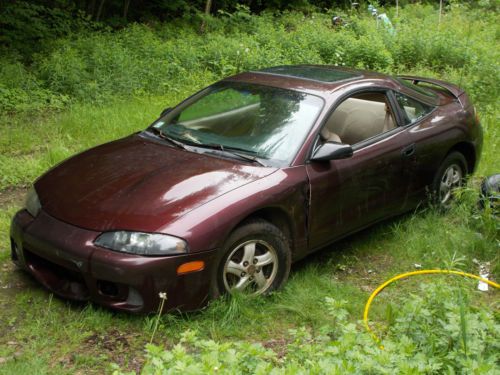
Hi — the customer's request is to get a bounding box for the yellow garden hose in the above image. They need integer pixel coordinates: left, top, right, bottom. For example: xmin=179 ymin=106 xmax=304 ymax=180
xmin=363 ymin=269 xmax=500 ymax=347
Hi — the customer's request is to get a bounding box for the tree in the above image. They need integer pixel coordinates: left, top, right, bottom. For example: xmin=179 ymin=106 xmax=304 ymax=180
xmin=200 ymin=0 xmax=212 ymax=33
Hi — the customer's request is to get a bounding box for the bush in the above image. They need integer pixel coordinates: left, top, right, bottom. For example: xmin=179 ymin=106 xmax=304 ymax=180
xmin=112 ymin=283 xmax=499 ymax=374
xmin=0 ymin=4 xmax=498 ymax=113
xmin=0 ymin=1 xmax=97 ymax=59
xmin=0 ymin=57 xmax=69 ymax=112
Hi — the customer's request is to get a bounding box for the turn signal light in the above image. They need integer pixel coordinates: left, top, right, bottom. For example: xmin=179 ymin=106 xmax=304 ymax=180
xmin=177 ymin=261 xmax=205 ymax=275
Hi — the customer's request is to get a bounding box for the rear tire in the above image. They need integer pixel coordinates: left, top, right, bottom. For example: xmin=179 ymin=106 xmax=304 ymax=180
xmin=432 ymin=151 xmax=467 ymax=207
xmin=213 ymin=219 xmax=291 ymax=297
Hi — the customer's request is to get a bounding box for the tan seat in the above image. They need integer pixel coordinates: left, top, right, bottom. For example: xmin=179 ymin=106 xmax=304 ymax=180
xmin=320 ymin=127 xmax=342 ymax=143
xmin=322 ymin=97 xmax=395 ymax=145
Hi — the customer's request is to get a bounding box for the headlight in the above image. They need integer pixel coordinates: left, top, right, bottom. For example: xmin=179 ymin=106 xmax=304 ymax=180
xmin=94 ymin=231 xmax=188 ymax=256
xmin=25 ymin=187 xmax=41 ymax=217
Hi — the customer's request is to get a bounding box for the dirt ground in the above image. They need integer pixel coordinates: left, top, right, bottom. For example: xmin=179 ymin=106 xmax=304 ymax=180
xmin=0 ymin=187 xmax=28 ymax=210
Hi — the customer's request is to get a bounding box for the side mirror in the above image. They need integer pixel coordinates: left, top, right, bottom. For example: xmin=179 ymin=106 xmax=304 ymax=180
xmin=311 ymin=142 xmax=353 ymax=161
xmin=160 ymin=107 xmax=172 ymax=117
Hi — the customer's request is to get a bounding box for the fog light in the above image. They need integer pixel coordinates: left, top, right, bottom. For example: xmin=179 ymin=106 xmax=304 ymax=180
xmin=97 ymin=280 xmax=119 ymax=297
xmin=177 ymin=261 xmax=205 ymax=275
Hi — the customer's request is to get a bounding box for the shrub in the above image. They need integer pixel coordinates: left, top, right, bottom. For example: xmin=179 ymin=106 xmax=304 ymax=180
xmin=0 ymin=1 xmax=97 ymax=59
xmin=0 ymin=4 xmax=498 ymax=114
xmin=112 ymin=283 xmax=499 ymax=374
xmin=0 ymin=57 xmax=69 ymax=112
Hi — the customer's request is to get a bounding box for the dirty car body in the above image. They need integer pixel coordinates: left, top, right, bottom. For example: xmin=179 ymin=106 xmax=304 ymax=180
xmin=10 ymin=65 xmax=482 ymax=313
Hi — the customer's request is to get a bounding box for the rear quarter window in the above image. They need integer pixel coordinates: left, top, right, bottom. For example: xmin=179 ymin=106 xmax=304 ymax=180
xmin=396 ymin=78 xmax=438 ymax=99
xmin=394 ymin=92 xmax=435 ymax=125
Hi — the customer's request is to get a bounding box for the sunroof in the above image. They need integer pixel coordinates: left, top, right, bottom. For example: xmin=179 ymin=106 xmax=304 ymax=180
xmin=258 ymin=66 xmax=360 ymax=83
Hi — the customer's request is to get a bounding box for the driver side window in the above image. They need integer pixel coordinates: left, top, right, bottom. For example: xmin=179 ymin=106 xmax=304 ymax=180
xmin=321 ymin=92 xmax=396 ymax=145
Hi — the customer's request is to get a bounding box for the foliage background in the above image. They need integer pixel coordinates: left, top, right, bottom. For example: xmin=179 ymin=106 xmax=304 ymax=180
xmin=1 ymin=1 xmax=498 ymax=112
xmin=0 ymin=1 xmax=498 ymax=374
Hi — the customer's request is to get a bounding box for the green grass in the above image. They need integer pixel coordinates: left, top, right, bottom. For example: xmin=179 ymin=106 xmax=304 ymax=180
xmin=0 ymin=185 xmax=497 ymax=373
xmin=0 ymin=90 xmax=207 ymax=190
xmin=0 ymin=97 xmax=498 ymax=374
xmin=0 ymin=3 xmax=499 ymax=374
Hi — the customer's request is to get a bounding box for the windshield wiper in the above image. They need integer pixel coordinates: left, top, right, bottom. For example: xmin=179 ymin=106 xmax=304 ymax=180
xmin=150 ymin=127 xmax=186 ymax=150
xmin=228 ymin=150 xmax=267 ymax=166
xmin=149 ymin=129 xmax=266 ymax=166
xmin=196 ymin=143 xmax=266 ymax=166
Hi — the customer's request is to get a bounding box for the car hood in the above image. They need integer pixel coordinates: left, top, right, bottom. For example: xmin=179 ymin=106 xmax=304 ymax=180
xmin=36 ymin=134 xmax=276 ymax=232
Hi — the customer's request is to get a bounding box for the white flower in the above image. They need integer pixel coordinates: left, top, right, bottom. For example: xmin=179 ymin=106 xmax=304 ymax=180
xmin=159 ymin=292 xmax=167 ymax=300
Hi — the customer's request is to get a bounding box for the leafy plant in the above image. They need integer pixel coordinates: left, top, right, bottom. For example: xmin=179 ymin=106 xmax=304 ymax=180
xmin=1 ymin=4 xmax=498 ymax=112
xmin=112 ymin=283 xmax=499 ymax=374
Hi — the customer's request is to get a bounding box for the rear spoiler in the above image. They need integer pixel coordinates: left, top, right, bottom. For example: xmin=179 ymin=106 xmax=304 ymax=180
xmin=398 ymin=75 xmax=465 ymax=106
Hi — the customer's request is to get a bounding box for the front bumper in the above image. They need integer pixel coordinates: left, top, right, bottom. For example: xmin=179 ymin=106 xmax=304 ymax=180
xmin=10 ymin=209 xmax=217 ymax=313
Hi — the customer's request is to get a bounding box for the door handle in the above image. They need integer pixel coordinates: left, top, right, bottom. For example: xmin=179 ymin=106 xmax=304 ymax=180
xmin=401 ymin=143 xmax=415 ymax=157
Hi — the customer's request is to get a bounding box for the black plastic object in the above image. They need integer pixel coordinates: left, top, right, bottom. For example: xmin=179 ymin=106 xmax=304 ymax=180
xmin=479 ymin=174 xmax=499 ymax=214
xmin=311 ymin=142 xmax=353 ymax=161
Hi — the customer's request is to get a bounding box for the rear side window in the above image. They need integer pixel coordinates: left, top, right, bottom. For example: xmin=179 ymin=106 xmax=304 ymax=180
xmin=394 ymin=92 xmax=435 ymax=125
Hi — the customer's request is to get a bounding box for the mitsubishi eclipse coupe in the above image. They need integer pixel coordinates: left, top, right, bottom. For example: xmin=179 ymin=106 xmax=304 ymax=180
xmin=10 ymin=65 xmax=482 ymax=313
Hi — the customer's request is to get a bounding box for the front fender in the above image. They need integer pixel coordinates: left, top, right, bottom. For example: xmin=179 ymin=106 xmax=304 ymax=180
xmin=161 ymin=166 xmax=309 ymax=258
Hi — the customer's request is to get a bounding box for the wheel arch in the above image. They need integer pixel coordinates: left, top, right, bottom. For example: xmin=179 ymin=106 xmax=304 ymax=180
xmin=446 ymin=141 xmax=476 ymax=174
xmin=237 ymin=207 xmax=295 ymax=254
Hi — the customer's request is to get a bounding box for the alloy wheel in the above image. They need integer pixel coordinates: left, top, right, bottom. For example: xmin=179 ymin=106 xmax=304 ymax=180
xmin=222 ymin=240 xmax=278 ymax=295
xmin=439 ymin=163 xmax=463 ymax=205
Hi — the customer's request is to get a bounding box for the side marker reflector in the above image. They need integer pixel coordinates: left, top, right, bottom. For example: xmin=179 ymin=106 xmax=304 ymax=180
xmin=177 ymin=261 xmax=205 ymax=275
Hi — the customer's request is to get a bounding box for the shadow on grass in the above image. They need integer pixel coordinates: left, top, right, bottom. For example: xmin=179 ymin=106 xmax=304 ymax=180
xmin=291 ymin=210 xmax=417 ymax=274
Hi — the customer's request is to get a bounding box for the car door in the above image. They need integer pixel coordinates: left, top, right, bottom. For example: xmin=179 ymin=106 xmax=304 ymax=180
xmin=392 ymin=90 xmax=441 ymax=206
xmin=305 ymin=90 xmax=414 ymax=250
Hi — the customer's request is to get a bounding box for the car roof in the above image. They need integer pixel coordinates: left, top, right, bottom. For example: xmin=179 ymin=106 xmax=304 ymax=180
xmin=225 ymin=65 xmax=439 ymax=106
xmin=225 ymin=65 xmax=389 ymax=94
xmin=257 ymin=65 xmax=363 ymax=83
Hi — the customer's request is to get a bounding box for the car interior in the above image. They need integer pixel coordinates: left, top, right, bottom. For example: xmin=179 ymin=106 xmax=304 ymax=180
xmin=320 ymin=92 xmax=397 ymax=145
xmin=175 ymin=89 xmax=406 ymax=150
xmin=181 ymin=103 xmax=260 ymax=134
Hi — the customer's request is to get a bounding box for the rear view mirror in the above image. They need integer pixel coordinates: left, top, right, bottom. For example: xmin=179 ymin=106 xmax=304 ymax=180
xmin=311 ymin=142 xmax=353 ymax=161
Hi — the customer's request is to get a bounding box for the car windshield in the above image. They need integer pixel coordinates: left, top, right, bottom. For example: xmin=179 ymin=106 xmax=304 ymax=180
xmin=150 ymin=82 xmax=324 ymax=165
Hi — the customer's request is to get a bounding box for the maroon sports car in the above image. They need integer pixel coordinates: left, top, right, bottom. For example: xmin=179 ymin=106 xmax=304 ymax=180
xmin=10 ymin=65 xmax=482 ymax=313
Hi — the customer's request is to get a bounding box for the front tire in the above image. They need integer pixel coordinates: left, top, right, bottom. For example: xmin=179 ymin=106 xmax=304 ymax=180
xmin=432 ymin=151 xmax=467 ymax=207
xmin=214 ymin=219 xmax=291 ymax=296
